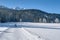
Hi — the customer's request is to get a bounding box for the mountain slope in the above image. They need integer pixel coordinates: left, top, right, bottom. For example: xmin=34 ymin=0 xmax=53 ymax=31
xmin=0 ymin=6 xmax=60 ymax=23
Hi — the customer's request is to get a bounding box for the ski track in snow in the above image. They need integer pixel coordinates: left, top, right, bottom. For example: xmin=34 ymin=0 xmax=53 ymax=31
xmin=0 ymin=27 xmax=44 ymax=40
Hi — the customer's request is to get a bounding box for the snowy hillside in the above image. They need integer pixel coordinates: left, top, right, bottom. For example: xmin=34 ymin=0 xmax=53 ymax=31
xmin=0 ymin=22 xmax=60 ymax=40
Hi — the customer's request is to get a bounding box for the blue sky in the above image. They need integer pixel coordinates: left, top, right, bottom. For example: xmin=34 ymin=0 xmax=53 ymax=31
xmin=0 ymin=0 xmax=60 ymax=13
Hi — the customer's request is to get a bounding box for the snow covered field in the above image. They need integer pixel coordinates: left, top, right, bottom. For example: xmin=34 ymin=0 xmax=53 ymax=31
xmin=0 ymin=22 xmax=60 ymax=40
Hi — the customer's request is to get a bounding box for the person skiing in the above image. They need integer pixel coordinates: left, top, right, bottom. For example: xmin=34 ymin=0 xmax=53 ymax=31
xmin=15 ymin=24 xmax=17 ymax=27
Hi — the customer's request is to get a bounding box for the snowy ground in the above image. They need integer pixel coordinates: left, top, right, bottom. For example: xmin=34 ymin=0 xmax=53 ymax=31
xmin=0 ymin=22 xmax=60 ymax=40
